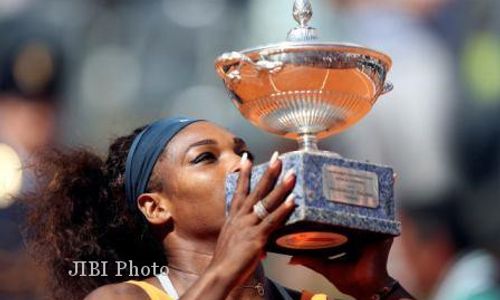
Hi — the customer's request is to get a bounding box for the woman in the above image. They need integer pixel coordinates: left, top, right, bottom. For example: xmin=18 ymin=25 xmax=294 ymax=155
xmin=24 ymin=116 xmax=414 ymax=300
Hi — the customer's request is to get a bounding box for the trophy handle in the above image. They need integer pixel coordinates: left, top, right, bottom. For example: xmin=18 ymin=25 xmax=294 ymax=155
xmin=215 ymin=51 xmax=283 ymax=84
xmin=381 ymin=82 xmax=393 ymax=94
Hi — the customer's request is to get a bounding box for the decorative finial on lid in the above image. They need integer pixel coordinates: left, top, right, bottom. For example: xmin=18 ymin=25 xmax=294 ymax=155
xmin=287 ymin=0 xmax=318 ymax=41
xmin=293 ymin=0 xmax=313 ymax=26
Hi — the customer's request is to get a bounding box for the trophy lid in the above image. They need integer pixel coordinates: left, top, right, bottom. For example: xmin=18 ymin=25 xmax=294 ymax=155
xmin=215 ymin=0 xmax=393 ymax=147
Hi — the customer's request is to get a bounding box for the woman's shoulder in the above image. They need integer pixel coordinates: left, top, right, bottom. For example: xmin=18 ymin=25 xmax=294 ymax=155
xmin=84 ymin=281 xmax=150 ymax=300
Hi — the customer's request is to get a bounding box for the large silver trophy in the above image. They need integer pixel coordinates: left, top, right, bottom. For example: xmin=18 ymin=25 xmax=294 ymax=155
xmin=216 ymin=0 xmax=400 ymax=255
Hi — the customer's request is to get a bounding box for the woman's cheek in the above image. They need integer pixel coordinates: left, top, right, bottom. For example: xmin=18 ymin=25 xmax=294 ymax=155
xmin=186 ymin=170 xmax=224 ymax=197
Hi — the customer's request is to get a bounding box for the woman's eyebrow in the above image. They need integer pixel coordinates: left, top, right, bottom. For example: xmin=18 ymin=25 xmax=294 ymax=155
xmin=186 ymin=139 xmax=218 ymax=152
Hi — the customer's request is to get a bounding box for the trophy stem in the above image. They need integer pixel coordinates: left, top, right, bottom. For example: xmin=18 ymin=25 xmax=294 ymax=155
xmin=297 ymin=133 xmax=318 ymax=151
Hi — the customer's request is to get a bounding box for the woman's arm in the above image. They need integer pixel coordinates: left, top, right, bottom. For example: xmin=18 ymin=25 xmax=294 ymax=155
xmin=290 ymin=238 xmax=415 ymax=300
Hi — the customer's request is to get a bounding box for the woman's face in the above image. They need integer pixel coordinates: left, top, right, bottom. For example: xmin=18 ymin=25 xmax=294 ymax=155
xmin=155 ymin=121 xmax=252 ymax=240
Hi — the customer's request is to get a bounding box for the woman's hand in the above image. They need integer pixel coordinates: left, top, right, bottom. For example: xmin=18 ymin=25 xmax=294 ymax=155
xmin=181 ymin=153 xmax=297 ymax=299
xmin=289 ymin=237 xmax=395 ymax=299
xmin=212 ymin=152 xmax=296 ymax=285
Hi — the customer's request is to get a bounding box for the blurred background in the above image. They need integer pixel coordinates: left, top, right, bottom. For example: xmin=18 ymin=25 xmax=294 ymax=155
xmin=1 ymin=0 xmax=500 ymax=299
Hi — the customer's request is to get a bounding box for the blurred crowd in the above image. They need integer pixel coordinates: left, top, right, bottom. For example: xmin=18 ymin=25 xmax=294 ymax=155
xmin=1 ymin=0 xmax=500 ymax=299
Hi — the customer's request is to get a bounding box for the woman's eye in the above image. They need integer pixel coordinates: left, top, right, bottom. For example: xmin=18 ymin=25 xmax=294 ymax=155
xmin=191 ymin=152 xmax=216 ymax=164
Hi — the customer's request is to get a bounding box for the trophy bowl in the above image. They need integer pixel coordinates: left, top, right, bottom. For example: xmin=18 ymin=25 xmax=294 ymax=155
xmin=216 ymin=0 xmax=400 ymax=255
xmin=215 ymin=43 xmax=392 ymax=148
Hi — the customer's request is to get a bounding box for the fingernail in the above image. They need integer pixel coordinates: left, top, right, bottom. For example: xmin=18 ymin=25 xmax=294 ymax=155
xmin=283 ymin=168 xmax=296 ymax=183
xmin=285 ymin=193 xmax=296 ymax=205
xmin=269 ymin=151 xmax=279 ymax=167
xmin=240 ymin=152 xmax=248 ymax=164
xmin=269 ymin=151 xmax=280 ymax=167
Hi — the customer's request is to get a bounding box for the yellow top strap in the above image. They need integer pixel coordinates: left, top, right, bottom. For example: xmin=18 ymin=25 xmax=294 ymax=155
xmin=311 ymin=294 xmax=329 ymax=300
xmin=302 ymin=290 xmax=329 ymax=300
xmin=126 ymin=280 xmax=174 ymax=300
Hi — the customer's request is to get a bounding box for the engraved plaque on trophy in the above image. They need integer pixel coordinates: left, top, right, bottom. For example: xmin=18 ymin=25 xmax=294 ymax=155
xmin=215 ymin=0 xmax=400 ymax=255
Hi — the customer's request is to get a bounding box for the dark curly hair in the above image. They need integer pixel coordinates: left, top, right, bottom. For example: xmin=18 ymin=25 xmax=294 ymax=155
xmin=22 ymin=126 xmax=167 ymax=300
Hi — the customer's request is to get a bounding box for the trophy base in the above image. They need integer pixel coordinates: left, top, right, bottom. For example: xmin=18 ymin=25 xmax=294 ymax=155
xmin=267 ymin=221 xmax=392 ymax=256
xmin=226 ymin=150 xmax=401 ymax=255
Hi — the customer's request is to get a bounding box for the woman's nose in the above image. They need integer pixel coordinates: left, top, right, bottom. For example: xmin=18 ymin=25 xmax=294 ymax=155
xmin=227 ymin=153 xmax=243 ymax=174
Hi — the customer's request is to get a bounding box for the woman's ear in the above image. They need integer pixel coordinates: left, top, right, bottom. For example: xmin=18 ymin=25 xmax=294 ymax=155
xmin=137 ymin=193 xmax=172 ymax=225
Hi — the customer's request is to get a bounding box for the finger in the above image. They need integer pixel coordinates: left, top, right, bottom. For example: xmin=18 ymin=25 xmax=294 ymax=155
xmin=376 ymin=237 xmax=393 ymax=252
xmin=360 ymin=237 xmax=393 ymax=265
xmin=242 ymin=151 xmax=281 ymax=212
xmin=289 ymin=252 xmax=348 ymax=266
xmin=229 ymin=155 xmax=253 ymax=215
xmin=248 ymin=168 xmax=295 ymax=224
xmin=258 ymin=193 xmax=297 ymax=235
xmin=259 ymin=168 xmax=296 ymax=213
